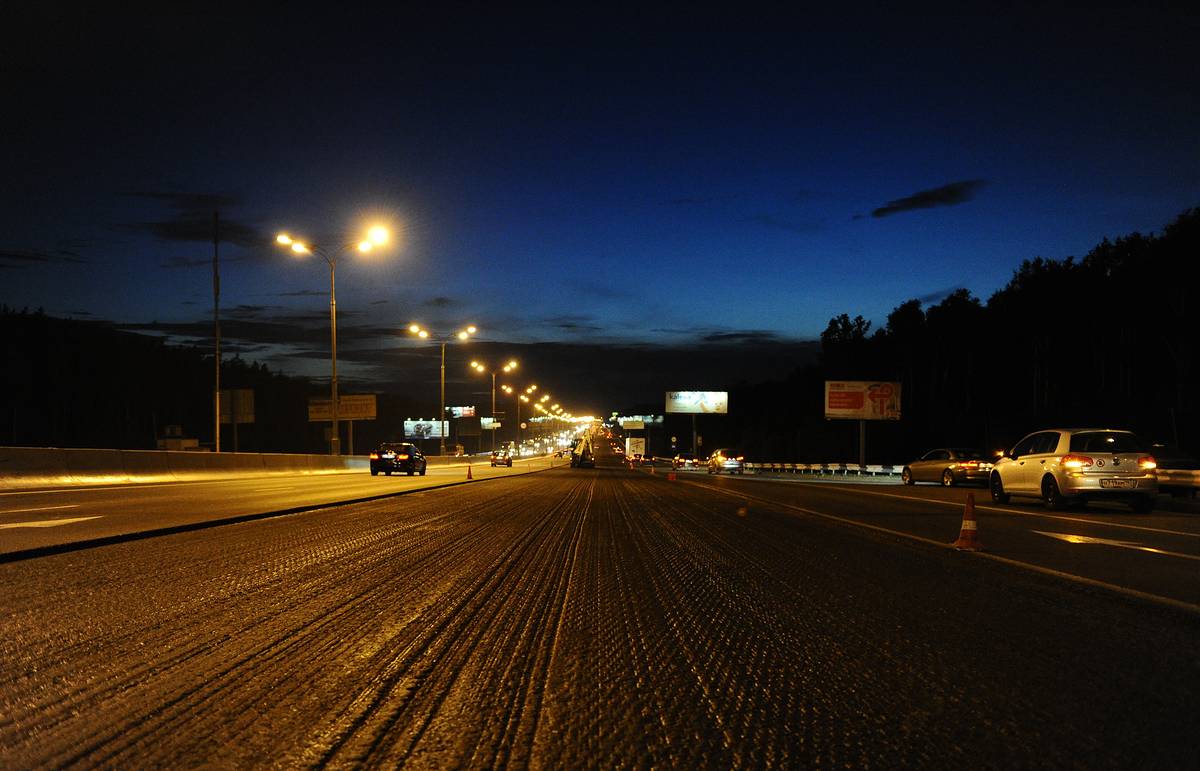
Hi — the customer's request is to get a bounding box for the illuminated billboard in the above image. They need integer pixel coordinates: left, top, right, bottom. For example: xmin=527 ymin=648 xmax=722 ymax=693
xmin=446 ymin=406 xmax=476 ymax=418
xmin=404 ymin=419 xmax=446 ymax=439
xmin=665 ymin=391 xmax=729 ymax=414
xmin=823 ymin=381 xmax=902 ymax=420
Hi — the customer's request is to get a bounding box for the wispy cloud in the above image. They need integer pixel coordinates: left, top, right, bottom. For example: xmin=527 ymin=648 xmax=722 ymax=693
xmin=0 ymin=247 xmax=88 ymax=266
xmin=743 ymin=214 xmax=823 ymax=235
xmin=120 ymin=191 xmax=260 ymax=246
xmin=870 ymin=179 xmax=987 ymax=218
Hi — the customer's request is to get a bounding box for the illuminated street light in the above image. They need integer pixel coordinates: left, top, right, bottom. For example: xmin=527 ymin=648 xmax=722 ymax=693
xmin=407 ymin=323 xmax=477 ymax=456
xmin=469 ymin=358 xmax=517 ymax=452
xmin=274 ymin=224 xmax=390 ymax=455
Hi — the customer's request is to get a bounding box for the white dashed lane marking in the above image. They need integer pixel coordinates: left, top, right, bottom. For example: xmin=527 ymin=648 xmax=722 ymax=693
xmin=0 ymin=516 xmax=102 ymax=530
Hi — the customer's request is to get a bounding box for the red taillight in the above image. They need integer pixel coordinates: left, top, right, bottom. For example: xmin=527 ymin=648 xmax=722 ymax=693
xmin=1139 ymin=456 xmax=1157 ymax=470
xmin=736 ymin=456 xmax=744 ymax=461
xmin=397 ymin=453 xmax=410 ymax=460
xmin=369 ymin=453 xmax=380 ymax=460
xmin=960 ymin=461 xmax=979 ymax=469
xmin=1060 ymin=455 xmax=1094 ymax=470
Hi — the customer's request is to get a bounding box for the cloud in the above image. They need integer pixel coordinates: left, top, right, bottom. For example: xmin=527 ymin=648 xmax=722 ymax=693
xmin=700 ymin=330 xmax=782 ymax=344
xmin=743 ymin=214 xmax=823 ymax=235
xmin=665 ymin=197 xmax=713 ymax=205
xmin=913 ymin=286 xmax=962 ymax=305
xmin=0 ymin=247 xmax=87 ymax=266
xmin=870 ymin=179 xmax=987 ymax=218
xmin=120 ymin=191 xmax=261 ymax=246
xmin=423 ymin=296 xmax=454 ymax=308
xmin=369 ymin=299 xmax=390 ymax=305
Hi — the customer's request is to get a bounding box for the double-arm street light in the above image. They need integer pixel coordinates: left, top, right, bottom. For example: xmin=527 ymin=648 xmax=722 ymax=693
xmin=275 ymin=225 xmax=389 ymax=455
xmin=470 ymin=358 xmax=518 ymax=452
xmin=408 ymin=323 xmax=477 ymax=456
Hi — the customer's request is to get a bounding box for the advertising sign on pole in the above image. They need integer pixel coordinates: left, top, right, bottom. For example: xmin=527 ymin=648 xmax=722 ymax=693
xmin=447 ymin=406 xmax=476 ymax=418
xmin=625 ymin=437 xmax=646 ymax=457
xmin=403 ymin=419 xmax=446 ymax=439
xmin=823 ymin=381 xmax=902 ymax=420
xmin=622 ymin=420 xmax=646 ymax=430
xmin=308 ymin=394 xmax=377 ymax=421
xmin=482 ymin=417 xmax=501 ymax=431
xmin=664 ymin=391 xmax=729 ymax=414
xmin=219 ymin=389 xmax=255 ymax=424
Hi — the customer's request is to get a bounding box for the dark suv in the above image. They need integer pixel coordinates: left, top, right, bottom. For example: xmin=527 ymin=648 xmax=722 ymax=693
xmin=490 ymin=449 xmax=513 ymax=467
xmin=370 ymin=442 xmax=427 ymax=476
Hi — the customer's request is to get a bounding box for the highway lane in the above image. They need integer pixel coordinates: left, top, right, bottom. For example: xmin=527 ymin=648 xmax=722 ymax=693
xmin=2 ymin=447 xmax=1198 ymax=767
xmin=0 ymin=456 xmax=563 ymax=557
xmin=658 ymin=467 xmax=1200 ymax=610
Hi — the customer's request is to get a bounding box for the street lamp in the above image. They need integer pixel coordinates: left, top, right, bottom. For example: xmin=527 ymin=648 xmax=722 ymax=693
xmin=470 ymin=358 xmax=517 ymax=452
xmin=408 ymin=323 xmax=477 ymax=456
xmin=275 ymin=225 xmax=389 ymax=455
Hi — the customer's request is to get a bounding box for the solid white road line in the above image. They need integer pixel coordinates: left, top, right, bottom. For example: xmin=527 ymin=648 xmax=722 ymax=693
xmin=0 ymin=504 xmax=80 ymax=515
xmin=0 ymin=516 xmax=102 ymax=529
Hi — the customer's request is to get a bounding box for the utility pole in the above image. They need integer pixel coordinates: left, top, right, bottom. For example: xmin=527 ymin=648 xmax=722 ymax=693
xmin=213 ymin=211 xmax=221 ymax=453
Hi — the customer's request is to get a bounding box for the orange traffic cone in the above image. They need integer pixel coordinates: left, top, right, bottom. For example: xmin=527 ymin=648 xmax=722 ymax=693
xmin=650 ymin=464 xmax=655 ymax=475
xmin=466 ymin=463 xmax=473 ymax=480
xmin=952 ymin=492 xmax=982 ymax=551
xmin=667 ymin=471 xmax=676 ymax=481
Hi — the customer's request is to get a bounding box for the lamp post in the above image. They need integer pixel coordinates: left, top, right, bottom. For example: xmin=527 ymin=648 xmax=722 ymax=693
xmin=408 ymin=323 xmax=477 ymax=456
xmin=471 ymin=358 xmax=517 ymax=452
xmin=276 ymin=226 xmax=389 ymax=455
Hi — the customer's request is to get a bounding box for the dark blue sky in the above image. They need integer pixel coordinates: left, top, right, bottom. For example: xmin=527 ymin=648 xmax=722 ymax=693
xmin=3 ymin=5 xmax=1197 ymax=403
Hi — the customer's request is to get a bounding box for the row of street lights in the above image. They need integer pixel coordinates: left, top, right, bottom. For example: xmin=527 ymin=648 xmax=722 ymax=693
xmin=273 ymin=223 xmax=577 ymax=457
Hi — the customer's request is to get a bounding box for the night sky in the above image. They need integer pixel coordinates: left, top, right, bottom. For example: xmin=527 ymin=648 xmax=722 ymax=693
xmin=3 ymin=6 xmax=1197 ymax=413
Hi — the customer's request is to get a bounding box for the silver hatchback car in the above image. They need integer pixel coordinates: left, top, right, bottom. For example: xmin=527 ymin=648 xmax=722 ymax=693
xmin=989 ymin=429 xmax=1157 ymax=512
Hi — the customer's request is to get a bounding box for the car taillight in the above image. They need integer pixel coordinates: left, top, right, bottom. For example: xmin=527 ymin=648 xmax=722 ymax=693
xmin=1139 ymin=456 xmax=1157 ymax=470
xmin=959 ymin=461 xmax=979 ymax=468
xmin=1060 ymin=455 xmax=1094 ymax=470
xmin=736 ymin=456 xmax=744 ymax=461
xmin=397 ymin=454 xmax=410 ymax=460
xmin=369 ymin=453 xmax=379 ymax=459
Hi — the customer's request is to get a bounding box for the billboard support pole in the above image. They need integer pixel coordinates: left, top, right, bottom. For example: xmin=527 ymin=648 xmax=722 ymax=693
xmin=859 ymin=419 xmax=866 ymax=467
xmin=348 ymin=420 xmax=354 ymax=456
xmin=692 ymin=414 xmax=698 ymax=455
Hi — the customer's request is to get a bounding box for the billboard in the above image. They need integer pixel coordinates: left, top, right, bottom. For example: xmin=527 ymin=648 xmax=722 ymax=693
xmin=308 ymin=394 xmax=377 ymax=421
xmin=824 ymin=381 xmax=902 ymax=420
xmin=665 ymin=391 xmax=728 ymax=414
xmin=482 ymin=417 xmax=501 ymax=431
xmin=220 ymin=389 xmax=254 ymax=424
xmin=404 ymin=419 xmax=446 ymax=439
xmin=626 ymin=437 xmax=646 ymax=457
xmin=447 ymin=405 xmax=476 ymax=418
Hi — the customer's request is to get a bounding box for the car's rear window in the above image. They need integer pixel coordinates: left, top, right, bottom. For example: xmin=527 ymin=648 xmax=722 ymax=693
xmin=953 ymin=449 xmax=986 ymax=460
xmin=1069 ymin=432 xmax=1145 ymax=453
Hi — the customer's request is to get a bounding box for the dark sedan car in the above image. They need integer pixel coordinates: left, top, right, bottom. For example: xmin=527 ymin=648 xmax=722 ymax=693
xmin=370 ymin=442 xmax=427 ymax=476
xmin=902 ymin=447 xmax=992 ymax=486
xmin=490 ymin=449 xmax=514 ymax=467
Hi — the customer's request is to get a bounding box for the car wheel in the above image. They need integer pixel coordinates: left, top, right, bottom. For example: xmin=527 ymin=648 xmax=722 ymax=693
xmin=371 ymin=469 xmax=379 ymax=476
xmin=901 ymin=467 xmax=913 ymax=485
xmin=1130 ymin=496 xmax=1154 ymax=514
xmin=990 ymin=473 xmax=1010 ymax=504
xmin=419 ymin=464 xmax=427 ymax=476
xmin=942 ymin=469 xmax=956 ymax=487
xmin=1043 ymin=476 xmax=1067 ymax=510
xmin=385 ymin=470 xmax=392 ymax=476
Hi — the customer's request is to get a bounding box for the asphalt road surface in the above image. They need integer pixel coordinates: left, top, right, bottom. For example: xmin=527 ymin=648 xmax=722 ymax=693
xmin=2 ymin=447 xmax=1198 ymax=768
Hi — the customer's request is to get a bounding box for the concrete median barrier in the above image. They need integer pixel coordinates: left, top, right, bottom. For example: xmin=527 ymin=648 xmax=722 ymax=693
xmin=0 ymin=446 xmax=74 ymax=489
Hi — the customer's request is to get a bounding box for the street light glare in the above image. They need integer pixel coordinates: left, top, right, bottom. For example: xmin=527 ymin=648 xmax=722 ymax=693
xmin=291 ymin=242 xmax=309 ymax=254
xmin=466 ymin=325 xmax=477 ymax=334
xmin=418 ymin=330 xmax=429 ymax=339
xmin=367 ymin=225 xmax=389 ymax=245
xmin=507 ymin=360 xmax=517 ymax=369
xmin=408 ymin=324 xmax=421 ymax=334
xmin=276 ymin=233 xmax=292 ymax=245
xmin=357 ymin=241 xmax=373 ymax=253
xmin=457 ymin=331 xmax=469 ymax=340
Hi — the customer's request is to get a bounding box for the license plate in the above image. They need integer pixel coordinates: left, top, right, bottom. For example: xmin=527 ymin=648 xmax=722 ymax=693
xmin=1100 ymin=479 xmax=1132 ymax=489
